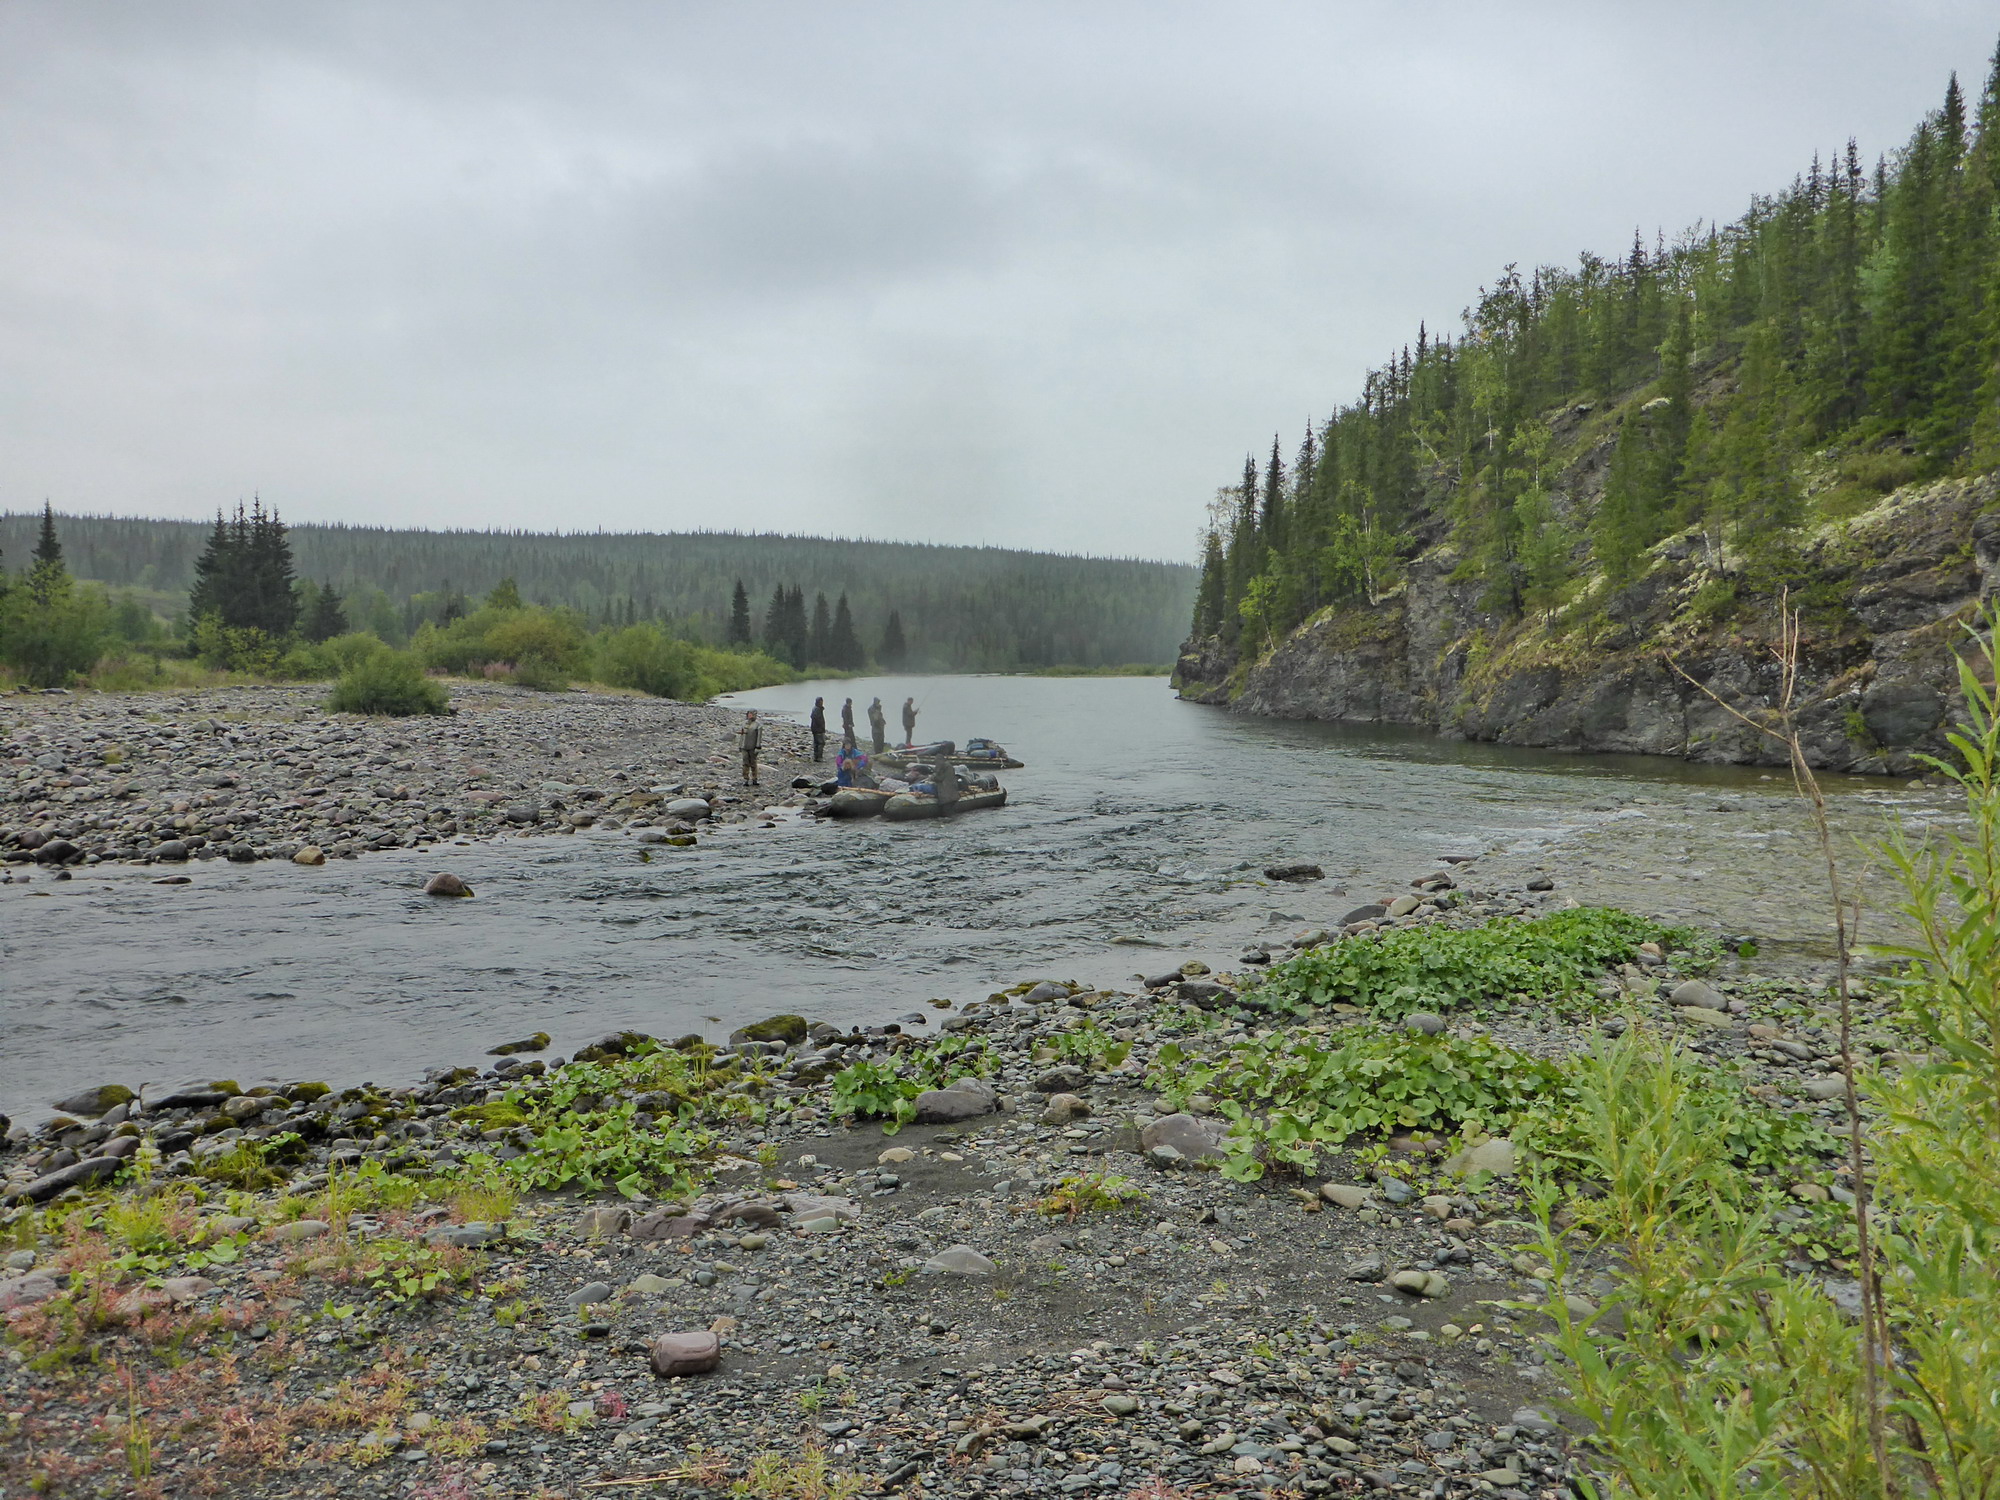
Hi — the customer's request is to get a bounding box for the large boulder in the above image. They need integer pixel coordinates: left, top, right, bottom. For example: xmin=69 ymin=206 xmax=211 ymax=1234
xmin=729 ymin=1014 xmax=807 ymax=1046
xmin=1138 ymin=1113 xmax=1227 ymax=1163
xmin=912 ymin=1077 xmax=998 ymax=1124
xmin=52 ymin=1084 xmax=134 ymax=1117
xmin=649 ymin=1330 xmax=721 ymax=1377
xmin=423 ymin=871 xmax=473 ymax=897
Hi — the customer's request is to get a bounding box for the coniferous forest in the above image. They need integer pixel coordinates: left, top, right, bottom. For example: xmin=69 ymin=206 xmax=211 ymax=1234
xmin=0 ymin=517 xmax=1194 ymax=679
xmin=1189 ymin=50 xmax=2000 ymax=659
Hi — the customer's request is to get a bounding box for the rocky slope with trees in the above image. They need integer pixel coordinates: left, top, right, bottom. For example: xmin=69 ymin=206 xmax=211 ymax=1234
xmin=1178 ymin=50 xmax=2000 ymax=774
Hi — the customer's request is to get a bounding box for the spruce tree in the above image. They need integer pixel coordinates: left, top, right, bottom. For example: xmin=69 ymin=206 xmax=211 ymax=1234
xmin=784 ymin=585 xmax=809 ymax=668
xmin=879 ymin=610 xmax=907 ymax=668
xmin=27 ymin=503 xmax=70 ymax=607
xmin=305 ymin=581 xmax=348 ymax=642
xmin=761 ymin=584 xmax=789 ymax=663
xmin=829 ymin=593 xmax=864 ymax=669
xmin=808 ymin=592 xmax=832 ymax=666
xmin=727 ymin=580 xmax=752 ymax=646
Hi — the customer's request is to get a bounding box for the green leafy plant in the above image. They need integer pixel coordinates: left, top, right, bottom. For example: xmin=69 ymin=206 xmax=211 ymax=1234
xmin=1034 ymin=1170 xmax=1145 ymax=1219
xmin=1154 ymin=1028 xmax=1569 ymax=1180
xmin=1050 ymin=1021 xmax=1133 ymax=1070
xmin=1252 ymin=906 xmax=1696 ymax=1019
xmin=828 ymin=1059 xmax=920 ymax=1132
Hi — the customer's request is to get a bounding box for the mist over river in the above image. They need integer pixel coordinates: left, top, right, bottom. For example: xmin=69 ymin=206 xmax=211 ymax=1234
xmin=0 ymin=675 xmax=1948 ymax=1121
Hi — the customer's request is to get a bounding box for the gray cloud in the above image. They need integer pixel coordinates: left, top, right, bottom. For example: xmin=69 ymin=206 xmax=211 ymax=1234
xmin=1 ymin=1 xmax=1995 ymax=557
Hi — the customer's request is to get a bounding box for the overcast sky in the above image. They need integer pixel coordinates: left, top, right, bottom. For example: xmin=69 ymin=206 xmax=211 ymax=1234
xmin=1 ymin=4 xmax=1993 ymax=561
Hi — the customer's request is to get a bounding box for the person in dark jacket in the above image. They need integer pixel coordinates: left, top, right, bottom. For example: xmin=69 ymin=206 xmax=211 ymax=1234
xmin=841 ymin=698 xmax=856 ymax=742
xmin=808 ymin=697 xmax=827 ymax=761
xmin=867 ymin=697 xmax=887 ymax=753
xmin=901 ymin=696 xmax=917 ymax=746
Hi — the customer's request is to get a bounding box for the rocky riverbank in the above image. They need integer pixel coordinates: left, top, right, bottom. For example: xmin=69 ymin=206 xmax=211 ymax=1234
xmin=1178 ymin=475 xmax=2000 ymax=776
xmin=0 ymin=682 xmax=825 ymax=870
xmin=0 ymin=873 xmax=1883 ymax=1500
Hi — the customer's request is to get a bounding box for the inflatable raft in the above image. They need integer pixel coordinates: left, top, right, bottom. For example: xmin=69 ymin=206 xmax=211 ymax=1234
xmin=880 ymin=787 xmax=1009 ymax=821
xmin=824 ymin=788 xmax=890 ymax=818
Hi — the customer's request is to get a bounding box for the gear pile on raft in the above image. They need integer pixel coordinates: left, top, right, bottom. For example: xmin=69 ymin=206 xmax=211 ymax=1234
xmin=812 ymin=738 xmax=1015 ymax=822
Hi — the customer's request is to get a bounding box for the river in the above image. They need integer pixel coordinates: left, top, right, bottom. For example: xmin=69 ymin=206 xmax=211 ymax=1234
xmin=0 ymin=674 xmax=1949 ymax=1120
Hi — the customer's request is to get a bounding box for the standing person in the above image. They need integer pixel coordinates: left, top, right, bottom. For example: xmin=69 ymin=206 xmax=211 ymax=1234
xmin=901 ymin=696 xmax=917 ymax=747
xmin=867 ymin=696 xmax=887 ymax=754
xmin=808 ymin=697 xmax=827 ymax=762
xmin=737 ymin=709 xmax=763 ymax=786
xmin=841 ymin=697 xmax=856 ymax=743
xmin=933 ymin=751 xmax=960 ymax=813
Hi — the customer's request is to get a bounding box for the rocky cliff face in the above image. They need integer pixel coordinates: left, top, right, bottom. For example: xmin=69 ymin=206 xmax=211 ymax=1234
xmin=1176 ymin=476 xmax=2000 ymax=774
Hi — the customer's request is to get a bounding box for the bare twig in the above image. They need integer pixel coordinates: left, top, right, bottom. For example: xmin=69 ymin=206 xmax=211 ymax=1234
xmin=1666 ymin=591 xmax=1896 ymax=1494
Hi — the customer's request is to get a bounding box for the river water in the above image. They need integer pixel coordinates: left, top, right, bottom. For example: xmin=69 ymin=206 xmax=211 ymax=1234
xmin=0 ymin=675 xmax=1950 ymax=1120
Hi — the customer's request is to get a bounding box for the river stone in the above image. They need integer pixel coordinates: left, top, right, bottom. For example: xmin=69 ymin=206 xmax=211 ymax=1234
xmin=628 ymin=1210 xmax=709 ymax=1241
xmin=1033 ymin=1065 xmax=1089 ymax=1094
xmin=1680 ymin=1006 xmax=1733 ymax=1027
xmin=1263 ymin=862 xmax=1323 ymax=882
xmin=1102 ymin=1394 xmax=1140 ymax=1417
xmin=270 ymin=1220 xmax=331 ymax=1242
xmin=422 ymin=871 xmax=473 ymax=897
xmin=503 ymin=801 xmax=541 ymax=825
xmin=1391 ymin=1269 xmax=1452 ymax=1298
xmin=1339 ymin=903 xmax=1388 ymax=925
xmin=1139 ymin=1112 xmax=1226 ymax=1163
xmin=490 ymin=1032 xmax=550 ymax=1056
xmin=665 ymin=798 xmax=713 ymax=821
xmin=729 ymin=1014 xmax=807 ymax=1045
xmin=1512 ymin=1407 xmax=1561 ymax=1437
xmin=430 ymin=1223 xmax=501 ymax=1248
xmin=566 ymin=1281 xmax=614 ymax=1307
xmin=1403 ymin=1011 xmax=1446 ymax=1036
xmin=912 ymin=1078 xmax=997 ymax=1124
xmin=1344 ymin=1251 xmax=1386 ymax=1282
xmin=52 ymin=1084 xmax=134 ymax=1117
xmin=1386 ymin=894 xmax=1422 ymax=917
xmin=1038 ymin=1092 xmax=1090 ymax=1125
xmin=0 ymin=1273 xmax=60 ymax=1311
xmin=780 ymin=1193 xmax=860 ymax=1222
xmin=1669 ymin=979 xmax=1725 ymax=1008
xmin=152 ymin=839 xmax=189 ymax=861
xmin=649 ymin=1330 xmax=721 ymax=1377
xmin=1804 ymin=1076 xmax=1850 ymax=1100
xmin=2 ymin=1156 xmax=123 ymax=1204
xmin=1320 ymin=1182 xmax=1371 ymax=1208
xmin=578 ymin=1207 xmax=632 ymax=1237
xmin=292 ymin=846 xmax=326 ymax=865
xmin=33 ymin=838 xmax=79 ymax=865
xmin=1375 ymin=1177 xmax=1416 ymax=1205
xmin=922 ymin=1245 xmax=996 ymax=1276
xmin=626 ymin=1274 xmax=673 ymax=1296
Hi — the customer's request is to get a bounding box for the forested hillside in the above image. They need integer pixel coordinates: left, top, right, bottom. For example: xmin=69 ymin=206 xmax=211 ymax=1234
xmin=0 ymin=518 xmax=1193 ymax=672
xmin=1180 ymin=46 xmax=2000 ymax=773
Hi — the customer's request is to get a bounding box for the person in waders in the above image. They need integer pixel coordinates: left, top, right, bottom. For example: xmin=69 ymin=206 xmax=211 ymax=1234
xmin=841 ymin=697 xmax=856 ymax=742
xmin=932 ymin=751 xmax=960 ymax=813
xmin=737 ymin=709 xmax=763 ymax=786
xmin=809 ymin=697 xmax=827 ymax=762
xmin=867 ymin=696 xmax=887 ymax=753
xmin=901 ymin=696 xmax=917 ymax=747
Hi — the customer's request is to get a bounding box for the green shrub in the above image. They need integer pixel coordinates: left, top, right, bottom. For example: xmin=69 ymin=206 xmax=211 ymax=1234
xmin=1253 ymin=906 xmax=1692 ymax=1019
xmin=279 ymin=631 xmax=392 ymax=679
xmin=1534 ymin=622 xmax=2000 ymax=1496
xmin=508 ymin=653 xmax=569 ymax=691
xmin=0 ymin=584 xmax=108 ymax=687
xmin=326 ymin=650 xmax=449 ymax=715
xmin=595 ymin=623 xmax=794 ymax=700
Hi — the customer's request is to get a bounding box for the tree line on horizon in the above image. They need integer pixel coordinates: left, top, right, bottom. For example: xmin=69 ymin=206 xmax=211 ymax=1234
xmin=0 ymin=512 xmax=1194 ymax=674
xmin=1194 ymin=42 xmax=2000 ymax=654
